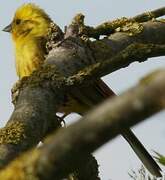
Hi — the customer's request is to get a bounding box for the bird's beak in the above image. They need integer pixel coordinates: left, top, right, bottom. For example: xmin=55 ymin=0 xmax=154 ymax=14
xmin=3 ymin=23 xmax=12 ymax=33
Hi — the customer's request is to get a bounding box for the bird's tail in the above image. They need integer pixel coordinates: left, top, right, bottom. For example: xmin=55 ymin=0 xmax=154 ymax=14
xmin=122 ymin=129 xmax=161 ymax=177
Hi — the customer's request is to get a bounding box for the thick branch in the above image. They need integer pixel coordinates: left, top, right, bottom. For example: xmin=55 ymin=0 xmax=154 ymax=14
xmin=90 ymin=21 xmax=165 ymax=64
xmin=36 ymin=70 xmax=165 ymax=179
xmin=46 ymin=21 xmax=165 ymax=79
xmin=88 ymin=43 xmax=165 ymax=79
xmin=0 ymin=70 xmax=164 ymax=180
xmin=0 ymin=86 xmax=61 ymax=168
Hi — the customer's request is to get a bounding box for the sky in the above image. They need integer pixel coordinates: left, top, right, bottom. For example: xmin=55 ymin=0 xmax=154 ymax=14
xmin=0 ymin=1 xmax=165 ymax=180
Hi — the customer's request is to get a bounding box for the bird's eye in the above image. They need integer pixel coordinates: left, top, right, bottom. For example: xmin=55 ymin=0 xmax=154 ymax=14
xmin=15 ymin=19 xmax=21 ymax=25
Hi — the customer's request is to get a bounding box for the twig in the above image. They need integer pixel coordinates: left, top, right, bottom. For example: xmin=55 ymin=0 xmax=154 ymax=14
xmin=133 ymin=7 xmax=165 ymax=22
xmin=72 ymin=7 xmax=165 ymax=39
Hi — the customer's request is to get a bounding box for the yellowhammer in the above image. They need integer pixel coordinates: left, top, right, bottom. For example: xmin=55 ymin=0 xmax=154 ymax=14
xmin=3 ymin=3 xmax=161 ymax=177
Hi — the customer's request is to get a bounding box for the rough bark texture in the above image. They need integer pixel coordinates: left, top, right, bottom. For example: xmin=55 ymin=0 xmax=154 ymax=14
xmin=0 ymin=70 xmax=164 ymax=180
xmin=0 ymin=86 xmax=61 ymax=168
xmin=46 ymin=21 xmax=165 ymax=78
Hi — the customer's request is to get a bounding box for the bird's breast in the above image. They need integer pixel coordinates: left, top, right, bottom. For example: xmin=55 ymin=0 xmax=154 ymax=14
xmin=15 ymin=39 xmax=44 ymax=78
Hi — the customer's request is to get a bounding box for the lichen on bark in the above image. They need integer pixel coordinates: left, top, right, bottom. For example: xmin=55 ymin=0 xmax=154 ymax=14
xmin=0 ymin=122 xmax=25 ymax=145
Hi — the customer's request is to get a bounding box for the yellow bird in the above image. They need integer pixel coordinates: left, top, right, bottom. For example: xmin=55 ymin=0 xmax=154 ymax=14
xmin=3 ymin=3 xmax=161 ymax=177
xmin=3 ymin=4 xmax=52 ymax=78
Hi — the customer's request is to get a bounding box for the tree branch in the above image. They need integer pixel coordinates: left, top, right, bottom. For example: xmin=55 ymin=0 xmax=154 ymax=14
xmin=133 ymin=7 xmax=165 ymax=22
xmin=46 ymin=21 xmax=165 ymax=79
xmin=0 ymin=86 xmax=61 ymax=168
xmin=73 ymin=7 xmax=165 ymax=39
xmin=36 ymin=70 xmax=165 ymax=180
xmin=0 ymin=70 xmax=164 ymax=180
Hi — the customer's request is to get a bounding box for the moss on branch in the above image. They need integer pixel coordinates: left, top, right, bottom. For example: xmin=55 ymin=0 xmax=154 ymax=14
xmin=0 ymin=122 xmax=25 ymax=145
xmin=0 ymin=150 xmax=40 ymax=180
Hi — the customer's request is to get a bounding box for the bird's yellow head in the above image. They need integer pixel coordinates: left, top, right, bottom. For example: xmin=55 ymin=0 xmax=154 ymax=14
xmin=3 ymin=3 xmax=52 ymax=41
xmin=3 ymin=3 xmax=53 ymax=78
